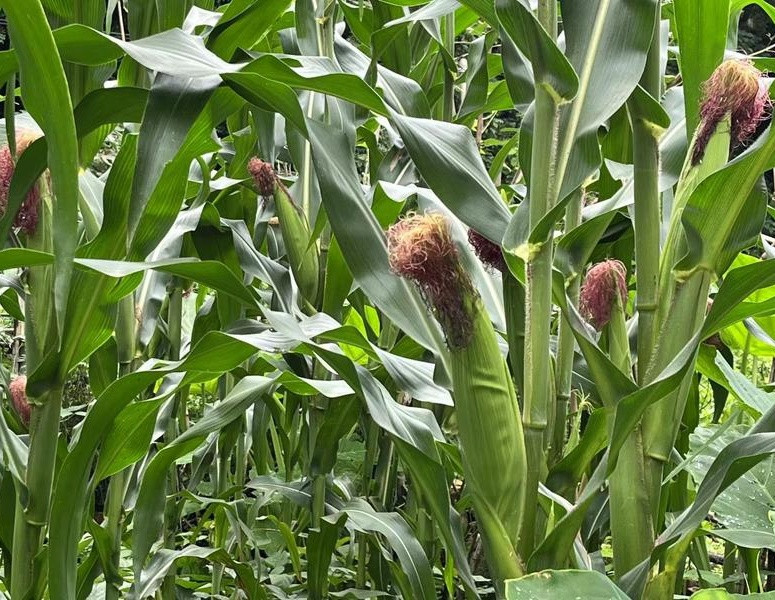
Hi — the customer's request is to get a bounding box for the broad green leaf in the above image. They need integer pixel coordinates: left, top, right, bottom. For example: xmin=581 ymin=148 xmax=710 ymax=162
xmin=341 ymin=500 xmax=436 ymax=600
xmin=390 ymin=112 xmax=511 ymax=244
xmin=674 ymin=0 xmax=730 ymax=135
xmin=691 ymin=590 xmax=775 ymax=599
xmin=335 ymin=36 xmax=430 ymax=118
xmin=654 ymin=431 xmax=775 ymax=560
xmin=687 ymin=425 xmax=775 ymax=532
xmin=241 ymin=54 xmax=389 ymax=116
xmin=56 ymin=24 xmax=241 ymax=77
xmin=128 ymin=76 xmax=221 ymax=258
xmin=307 ymin=514 xmax=347 ymax=599
xmin=495 ymin=0 xmax=578 ymax=102
xmin=223 ymin=71 xmax=308 ymax=135
xmin=705 ymin=258 xmax=775 ymax=336
xmin=207 ymin=0 xmax=290 ymax=59
xmin=3 ymin=0 xmax=81 ymax=344
xmin=505 ymin=570 xmax=629 ymax=599
xmin=94 ymin=398 xmax=163 ymax=481
xmin=676 ymin=126 xmax=774 ymax=277
xmin=711 ymin=354 xmax=775 ymax=415
xmin=305 ymin=119 xmax=447 ymax=357
xmin=557 ymin=0 xmax=660 ymax=197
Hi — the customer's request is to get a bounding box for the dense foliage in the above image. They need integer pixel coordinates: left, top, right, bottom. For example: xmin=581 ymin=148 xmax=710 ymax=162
xmin=3 ymin=1 xmax=775 ymax=599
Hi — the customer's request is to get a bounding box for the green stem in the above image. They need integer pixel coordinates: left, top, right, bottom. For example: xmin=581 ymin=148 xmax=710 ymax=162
xmin=632 ymin=10 xmax=662 ymax=382
xmin=741 ymin=331 xmax=752 ymax=375
xmin=504 ymin=273 xmax=526 ymax=404
xmin=357 ymin=420 xmax=379 ymax=587
xmin=520 ymin=82 xmax=559 ymax=558
xmin=162 ymin=285 xmax=183 ymax=598
xmin=376 ymin=435 xmax=397 ymax=511
xmin=604 ymin=295 xmax=655 ymax=577
xmin=742 ymin=547 xmax=762 ymax=593
xmin=10 ymin=386 xmax=64 ymax=599
xmin=104 ymin=294 xmax=136 ymax=600
xmin=103 ymin=466 xmax=130 ymax=600
xmin=537 ymin=0 xmax=556 ymax=36
xmin=552 ymin=189 xmax=582 ymax=462
xmin=311 ymin=472 xmax=326 ymax=528
xmin=642 ymin=271 xmax=712 ymax=523
xmin=723 ymin=541 xmax=737 ymax=592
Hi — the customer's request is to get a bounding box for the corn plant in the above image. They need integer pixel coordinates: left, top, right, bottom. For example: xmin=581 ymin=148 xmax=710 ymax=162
xmin=2 ymin=0 xmax=775 ymax=599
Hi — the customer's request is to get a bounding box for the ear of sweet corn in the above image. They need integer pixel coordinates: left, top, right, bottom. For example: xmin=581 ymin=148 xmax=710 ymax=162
xmin=387 ymin=214 xmax=527 ymax=587
xmin=449 ymin=295 xmax=527 ymax=583
xmin=273 ymin=182 xmax=320 ymax=307
xmin=248 ymin=158 xmax=320 ymax=307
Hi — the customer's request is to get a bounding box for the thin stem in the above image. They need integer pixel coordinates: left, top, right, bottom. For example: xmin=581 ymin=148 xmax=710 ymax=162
xmin=357 ymin=419 xmax=379 ymax=588
xmin=552 ymin=188 xmax=582 ymax=462
xmin=103 ymin=466 xmax=130 ymax=600
xmin=537 ymin=0 xmax=557 ymax=37
xmin=633 ymin=10 xmax=662 ymax=382
xmin=10 ymin=386 xmax=64 ymax=599
xmin=211 ymin=374 xmax=233 ymax=596
xmin=642 ymin=271 xmax=712 ymax=523
xmin=520 ymin=81 xmax=560 ymax=558
xmin=105 ymin=294 xmax=136 ymax=600
xmin=162 ymin=285 xmax=183 ymax=598
xmin=723 ymin=542 xmax=737 ymax=592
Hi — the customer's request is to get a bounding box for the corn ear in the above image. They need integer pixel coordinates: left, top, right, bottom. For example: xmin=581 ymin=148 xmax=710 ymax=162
xmin=449 ymin=294 xmax=527 ymax=586
xmin=274 ymin=183 xmax=320 ymax=307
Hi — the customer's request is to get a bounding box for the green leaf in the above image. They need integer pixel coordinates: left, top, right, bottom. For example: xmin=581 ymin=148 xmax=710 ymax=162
xmin=307 ymin=514 xmax=347 ymax=598
xmin=3 ymin=0 xmax=81 ymax=345
xmin=341 ymin=499 xmax=436 ymax=600
xmin=207 ymin=0 xmax=290 ymax=59
xmin=556 ymin=0 xmax=660 ymax=197
xmin=676 ymin=126 xmax=774 ymax=277
xmin=128 ymin=76 xmax=222 ymax=259
xmin=495 ymin=0 xmax=578 ymax=102
xmin=687 ymin=425 xmax=775 ymax=533
xmin=94 ymin=398 xmax=162 ymax=481
xmin=674 ymin=0 xmax=731 ymax=135
xmin=705 ymin=257 xmax=775 ymax=336
xmin=335 ymin=37 xmax=430 ymax=118
xmin=505 ymin=570 xmax=629 ymax=599
xmin=131 ymin=545 xmax=263 ymax=600
xmin=240 ymin=54 xmax=389 ymax=116
xmin=390 ymin=112 xmax=512 ymax=243
xmin=655 ymin=431 xmax=775 ymax=560
xmin=690 ymin=589 xmax=775 ymax=599
xmin=305 ymin=119 xmax=447 ymax=358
